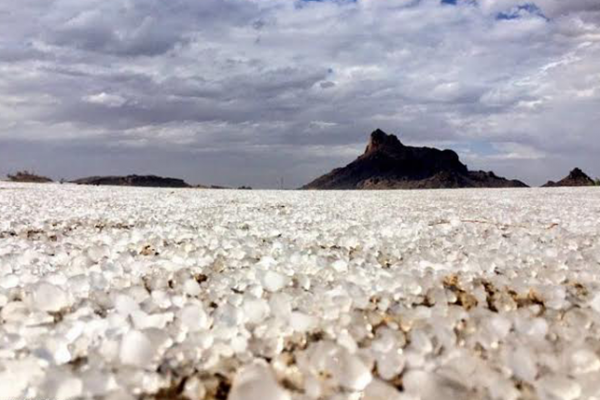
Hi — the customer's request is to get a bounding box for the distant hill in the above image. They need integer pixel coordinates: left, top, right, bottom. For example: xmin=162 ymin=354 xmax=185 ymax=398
xmin=303 ymin=129 xmax=528 ymax=190
xmin=72 ymin=175 xmax=190 ymax=188
xmin=542 ymin=168 xmax=596 ymax=187
xmin=7 ymin=170 xmax=53 ymax=183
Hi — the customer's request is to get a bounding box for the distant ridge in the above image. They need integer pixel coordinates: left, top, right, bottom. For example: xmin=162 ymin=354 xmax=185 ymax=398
xmin=72 ymin=174 xmax=190 ymax=188
xmin=303 ymin=129 xmax=528 ymax=190
xmin=7 ymin=170 xmax=53 ymax=183
xmin=542 ymin=168 xmax=596 ymax=187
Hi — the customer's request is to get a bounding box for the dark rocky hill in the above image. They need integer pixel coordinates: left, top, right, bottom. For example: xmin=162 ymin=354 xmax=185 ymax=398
xmin=72 ymin=175 xmax=190 ymax=188
xmin=303 ymin=129 xmax=528 ymax=190
xmin=542 ymin=168 xmax=596 ymax=187
xmin=7 ymin=171 xmax=53 ymax=183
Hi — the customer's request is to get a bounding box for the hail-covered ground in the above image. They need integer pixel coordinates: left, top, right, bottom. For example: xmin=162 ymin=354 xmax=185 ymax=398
xmin=1 ymin=182 xmax=600 ymax=400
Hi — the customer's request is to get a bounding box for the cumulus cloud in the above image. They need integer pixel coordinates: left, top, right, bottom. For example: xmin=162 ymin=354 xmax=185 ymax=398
xmin=0 ymin=0 xmax=599 ymax=187
xmin=536 ymin=0 xmax=600 ymax=18
xmin=83 ymin=92 xmax=127 ymax=108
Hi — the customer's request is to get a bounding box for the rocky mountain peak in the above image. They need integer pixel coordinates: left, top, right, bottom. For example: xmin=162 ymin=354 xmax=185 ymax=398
xmin=364 ymin=129 xmax=403 ymax=154
xmin=543 ymin=168 xmax=595 ymax=187
xmin=567 ymin=168 xmax=588 ymax=180
xmin=303 ymin=128 xmax=527 ymax=190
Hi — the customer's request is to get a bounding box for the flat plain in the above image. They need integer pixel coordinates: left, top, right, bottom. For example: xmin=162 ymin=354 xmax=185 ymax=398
xmin=1 ymin=182 xmax=599 ymax=400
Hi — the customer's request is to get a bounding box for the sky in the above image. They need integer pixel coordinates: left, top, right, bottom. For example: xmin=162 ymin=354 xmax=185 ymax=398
xmin=0 ymin=0 xmax=599 ymax=188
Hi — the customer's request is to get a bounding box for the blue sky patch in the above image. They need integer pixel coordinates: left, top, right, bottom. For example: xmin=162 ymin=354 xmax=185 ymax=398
xmin=497 ymin=3 xmax=548 ymax=20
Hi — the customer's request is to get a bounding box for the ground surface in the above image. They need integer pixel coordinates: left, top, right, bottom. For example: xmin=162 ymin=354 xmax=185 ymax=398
xmin=1 ymin=183 xmax=600 ymax=400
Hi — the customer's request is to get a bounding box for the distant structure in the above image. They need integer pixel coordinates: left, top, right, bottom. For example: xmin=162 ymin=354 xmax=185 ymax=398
xmin=303 ymin=129 xmax=528 ymax=190
xmin=542 ymin=168 xmax=597 ymax=187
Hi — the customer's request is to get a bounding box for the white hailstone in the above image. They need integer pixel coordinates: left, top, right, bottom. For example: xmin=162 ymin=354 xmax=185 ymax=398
xmin=376 ymin=351 xmax=405 ymax=380
xmin=33 ymin=282 xmax=70 ymax=312
xmin=399 ymin=370 xmax=430 ymax=394
xmin=295 ymin=274 xmax=311 ymax=290
xmin=331 ymin=260 xmax=348 ymax=273
xmin=258 ymin=256 xmax=277 ymax=268
xmin=90 ymin=271 xmax=109 ymax=291
xmin=81 ymin=369 xmax=117 ymax=397
xmin=67 ymin=274 xmax=91 ymax=295
xmin=486 ymin=315 xmax=512 ymax=340
xmin=303 ymin=374 xmax=322 ymax=399
xmin=589 ymin=292 xmax=600 ymax=313
xmin=214 ymin=303 xmax=244 ymax=329
xmin=88 ymin=245 xmax=110 ymax=263
xmin=261 ymin=270 xmax=288 ymax=292
xmin=403 ymin=351 xmax=425 ymax=370
xmin=178 ymin=304 xmax=210 ymax=332
xmin=231 ymin=335 xmax=249 ymax=353
xmin=104 ymin=389 xmax=137 ymax=400
xmin=183 ymin=376 xmax=206 ymax=400
xmin=71 ymin=254 xmax=93 ymax=270
xmin=127 ymin=285 xmax=150 ymax=303
xmin=0 ymin=358 xmax=43 ymax=398
xmin=488 ymin=377 xmax=520 ymax=400
xmin=1 ymin=274 xmax=19 ymax=289
xmin=363 ymin=379 xmax=404 ymax=400
xmin=242 ymin=297 xmax=270 ymax=324
xmin=449 ymin=218 xmax=461 ymax=227
xmin=403 ymin=370 xmax=468 ymax=400
xmin=99 ymin=338 xmax=121 ymax=363
xmin=543 ymin=286 xmax=567 ymax=310
xmin=376 ymin=296 xmax=391 ymax=311
xmin=536 ymin=375 xmax=581 ymax=400
xmin=227 ymin=361 xmax=291 ymax=400
xmin=132 ymin=310 xmax=173 ymax=330
xmin=336 ymin=330 xmax=358 ymax=353
xmin=372 ymin=327 xmax=399 ymax=353
xmin=566 ymin=348 xmax=600 ymax=375
xmin=1 ymin=301 xmax=29 ymax=322
xmin=289 ymin=312 xmax=317 ymax=333
xmin=230 ymin=247 xmax=246 ymax=260
xmin=119 ymin=330 xmax=155 ymax=368
xmin=408 ymin=330 xmax=433 ymax=354
xmin=508 ymin=347 xmax=537 ymax=383
xmin=183 ymin=279 xmax=201 ymax=296
xmin=114 ymin=294 xmax=140 ymax=316
xmin=326 ymin=349 xmax=372 ymax=392
xmin=269 ymin=293 xmax=292 ymax=318
xmin=247 ymin=283 xmax=265 ymax=298
xmin=151 ymin=289 xmax=172 ymax=309
xmin=52 ymin=341 xmax=73 ymax=364
xmin=515 ymin=317 xmax=548 ymax=338
xmin=172 ymin=294 xmax=187 ymax=308
xmin=53 ymin=377 xmax=84 ymax=400
xmin=404 ymin=280 xmax=423 ymax=296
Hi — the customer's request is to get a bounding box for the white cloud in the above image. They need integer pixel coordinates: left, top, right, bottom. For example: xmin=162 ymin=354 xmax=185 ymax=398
xmin=83 ymin=92 xmax=127 ymax=107
xmin=488 ymin=142 xmax=547 ymax=160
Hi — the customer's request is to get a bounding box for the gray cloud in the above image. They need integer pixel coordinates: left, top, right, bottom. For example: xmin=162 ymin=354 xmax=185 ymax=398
xmin=1 ymin=0 xmax=599 ymax=187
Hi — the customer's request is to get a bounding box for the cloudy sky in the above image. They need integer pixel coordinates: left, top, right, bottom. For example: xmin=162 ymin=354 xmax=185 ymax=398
xmin=1 ymin=0 xmax=599 ymax=187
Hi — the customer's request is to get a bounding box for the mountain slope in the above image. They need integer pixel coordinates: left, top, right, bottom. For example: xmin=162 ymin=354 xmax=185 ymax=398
xmin=303 ymin=129 xmax=528 ymax=190
xmin=542 ymin=168 xmax=596 ymax=187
